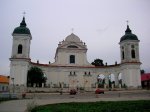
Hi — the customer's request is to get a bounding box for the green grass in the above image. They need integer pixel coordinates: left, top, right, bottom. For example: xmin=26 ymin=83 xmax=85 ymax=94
xmin=31 ymin=100 xmax=150 ymax=112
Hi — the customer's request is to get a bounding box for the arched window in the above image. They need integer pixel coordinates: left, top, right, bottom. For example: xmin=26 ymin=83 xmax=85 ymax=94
xmin=67 ymin=45 xmax=78 ymax=48
xmin=70 ymin=55 xmax=75 ymax=64
xmin=131 ymin=49 xmax=135 ymax=58
xmin=118 ymin=73 xmax=122 ymax=85
xmin=122 ymin=51 xmax=124 ymax=60
xmin=18 ymin=44 xmax=22 ymax=54
xmin=97 ymin=74 xmax=105 ymax=88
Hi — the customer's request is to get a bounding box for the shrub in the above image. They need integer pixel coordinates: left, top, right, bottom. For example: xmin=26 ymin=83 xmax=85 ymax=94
xmin=79 ymin=87 xmax=84 ymax=90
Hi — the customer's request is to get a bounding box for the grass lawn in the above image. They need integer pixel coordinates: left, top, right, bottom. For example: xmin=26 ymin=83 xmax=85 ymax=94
xmin=31 ymin=100 xmax=150 ymax=112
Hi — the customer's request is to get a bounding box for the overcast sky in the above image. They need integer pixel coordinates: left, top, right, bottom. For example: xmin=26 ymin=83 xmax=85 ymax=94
xmin=0 ymin=0 xmax=150 ymax=75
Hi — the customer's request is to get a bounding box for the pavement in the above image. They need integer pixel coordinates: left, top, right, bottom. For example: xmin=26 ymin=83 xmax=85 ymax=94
xmin=0 ymin=90 xmax=150 ymax=112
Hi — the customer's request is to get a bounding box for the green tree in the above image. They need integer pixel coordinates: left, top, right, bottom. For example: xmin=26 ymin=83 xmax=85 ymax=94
xmin=140 ymin=69 xmax=145 ymax=74
xmin=27 ymin=66 xmax=47 ymax=87
xmin=91 ymin=59 xmax=104 ymax=66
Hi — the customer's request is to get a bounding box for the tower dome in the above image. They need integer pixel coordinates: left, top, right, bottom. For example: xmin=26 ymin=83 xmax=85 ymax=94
xmin=65 ymin=33 xmax=80 ymax=42
xmin=13 ymin=17 xmax=31 ymax=35
xmin=120 ymin=25 xmax=138 ymax=42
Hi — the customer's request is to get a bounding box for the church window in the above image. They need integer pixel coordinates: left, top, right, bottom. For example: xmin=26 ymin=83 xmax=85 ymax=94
xmin=84 ymin=72 xmax=87 ymax=75
xmin=131 ymin=49 xmax=135 ymax=58
xmin=18 ymin=44 xmax=23 ymax=54
xmin=70 ymin=55 xmax=75 ymax=64
xmin=67 ymin=45 xmax=78 ymax=48
xmin=122 ymin=51 xmax=124 ymax=60
xmin=89 ymin=72 xmax=91 ymax=75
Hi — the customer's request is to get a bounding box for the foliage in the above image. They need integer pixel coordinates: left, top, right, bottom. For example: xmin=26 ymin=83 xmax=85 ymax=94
xmin=91 ymin=59 xmax=104 ymax=66
xmin=79 ymin=87 xmax=84 ymax=90
xmin=123 ymin=84 xmax=127 ymax=88
xmin=141 ymin=69 xmax=145 ymax=74
xmin=27 ymin=66 xmax=47 ymax=87
xmin=31 ymin=100 xmax=150 ymax=112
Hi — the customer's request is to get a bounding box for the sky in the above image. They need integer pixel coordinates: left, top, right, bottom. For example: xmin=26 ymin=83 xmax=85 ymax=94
xmin=0 ymin=0 xmax=150 ymax=76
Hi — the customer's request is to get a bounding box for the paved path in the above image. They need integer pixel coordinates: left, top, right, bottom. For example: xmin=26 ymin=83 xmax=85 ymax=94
xmin=0 ymin=90 xmax=150 ymax=112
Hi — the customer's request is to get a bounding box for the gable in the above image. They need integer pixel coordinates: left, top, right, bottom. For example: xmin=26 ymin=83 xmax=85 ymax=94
xmin=58 ymin=42 xmax=86 ymax=49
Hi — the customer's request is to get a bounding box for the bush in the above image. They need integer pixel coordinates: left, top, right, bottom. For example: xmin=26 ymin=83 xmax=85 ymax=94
xmin=79 ymin=87 xmax=84 ymax=90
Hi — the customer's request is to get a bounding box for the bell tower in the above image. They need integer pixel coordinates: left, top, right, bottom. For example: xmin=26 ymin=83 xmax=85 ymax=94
xmin=120 ymin=24 xmax=140 ymax=63
xmin=119 ymin=24 xmax=141 ymax=88
xmin=10 ymin=17 xmax=32 ymax=86
xmin=11 ymin=17 xmax=32 ymax=59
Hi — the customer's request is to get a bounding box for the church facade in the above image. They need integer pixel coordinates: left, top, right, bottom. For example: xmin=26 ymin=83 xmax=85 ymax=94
xmin=9 ymin=17 xmax=141 ymax=90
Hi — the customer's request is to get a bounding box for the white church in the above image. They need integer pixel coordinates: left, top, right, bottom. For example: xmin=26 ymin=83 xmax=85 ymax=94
xmin=9 ymin=17 xmax=141 ymax=91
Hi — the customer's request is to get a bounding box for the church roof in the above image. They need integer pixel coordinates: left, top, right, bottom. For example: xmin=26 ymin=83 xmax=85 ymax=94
xmin=141 ymin=73 xmax=150 ymax=81
xmin=65 ymin=33 xmax=80 ymax=42
xmin=13 ymin=17 xmax=31 ymax=35
xmin=120 ymin=25 xmax=138 ymax=42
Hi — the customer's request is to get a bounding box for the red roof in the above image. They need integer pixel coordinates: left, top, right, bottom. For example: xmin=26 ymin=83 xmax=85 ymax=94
xmin=0 ymin=75 xmax=9 ymax=84
xmin=30 ymin=62 xmax=120 ymax=68
xmin=141 ymin=73 xmax=150 ymax=81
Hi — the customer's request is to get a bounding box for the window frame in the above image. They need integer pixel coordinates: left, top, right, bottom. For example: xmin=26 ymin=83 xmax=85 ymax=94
xmin=18 ymin=44 xmax=23 ymax=54
xmin=70 ymin=55 xmax=75 ymax=64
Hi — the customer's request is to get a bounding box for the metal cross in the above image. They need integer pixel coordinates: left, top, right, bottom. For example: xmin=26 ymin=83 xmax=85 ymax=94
xmin=126 ymin=20 xmax=129 ymax=25
xmin=71 ymin=28 xmax=74 ymax=33
xmin=23 ymin=11 xmax=26 ymax=17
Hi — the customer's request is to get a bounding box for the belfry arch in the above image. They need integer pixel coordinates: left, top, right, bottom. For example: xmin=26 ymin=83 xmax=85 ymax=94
xmin=108 ymin=74 xmax=115 ymax=88
xmin=118 ymin=73 xmax=122 ymax=87
xmin=97 ymin=74 xmax=105 ymax=88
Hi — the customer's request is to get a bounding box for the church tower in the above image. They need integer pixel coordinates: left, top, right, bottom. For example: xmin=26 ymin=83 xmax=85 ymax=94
xmin=119 ymin=24 xmax=141 ymax=88
xmin=10 ymin=17 xmax=32 ymax=86
xmin=120 ymin=25 xmax=140 ymax=63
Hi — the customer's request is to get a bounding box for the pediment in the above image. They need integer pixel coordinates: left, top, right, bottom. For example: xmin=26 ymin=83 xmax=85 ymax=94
xmin=59 ymin=42 xmax=86 ymax=49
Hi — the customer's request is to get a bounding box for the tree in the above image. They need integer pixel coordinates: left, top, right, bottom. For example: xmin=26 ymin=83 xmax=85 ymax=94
xmin=91 ymin=59 xmax=104 ymax=66
xmin=27 ymin=66 xmax=47 ymax=87
xmin=140 ymin=69 xmax=145 ymax=75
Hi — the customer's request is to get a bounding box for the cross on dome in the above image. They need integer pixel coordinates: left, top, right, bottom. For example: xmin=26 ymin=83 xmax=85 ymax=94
xmin=126 ymin=20 xmax=129 ymax=25
xmin=23 ymin=11 xmax=26 ymax=17
xmin=71 ymin=28 xmax=74 ymax=33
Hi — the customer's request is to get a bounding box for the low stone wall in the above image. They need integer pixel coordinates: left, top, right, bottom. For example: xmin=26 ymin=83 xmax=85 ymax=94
xmin=27 ymin=87 xmax=70 ymax=93
xmin=8 ymin=84 xmax=140 ymax=93
xmin=26 ymin=87 xmax=94 ymax=93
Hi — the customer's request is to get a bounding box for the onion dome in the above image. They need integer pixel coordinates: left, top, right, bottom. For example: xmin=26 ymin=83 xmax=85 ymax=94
xmin=13 ymin=17 xmax=31 ymax=35
xmin=65 ymin=33 xmax=80 ymax=42
xmin=120 ymin=25 xmax=138 ymax=42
